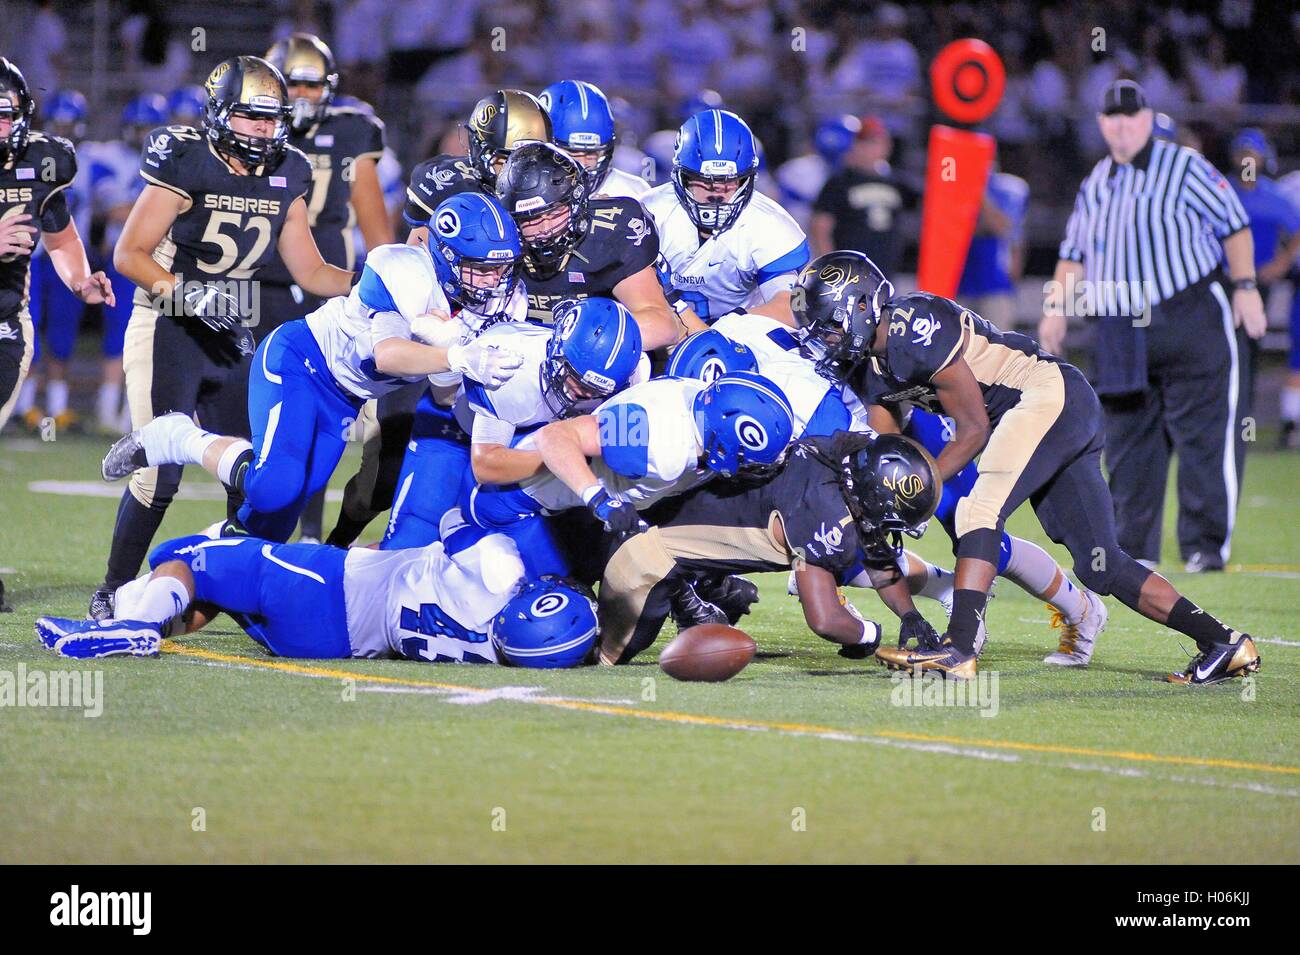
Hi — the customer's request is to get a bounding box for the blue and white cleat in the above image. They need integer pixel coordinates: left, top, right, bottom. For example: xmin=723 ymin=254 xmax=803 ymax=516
xmin=35 ymin=617 xmax=162 ymax=658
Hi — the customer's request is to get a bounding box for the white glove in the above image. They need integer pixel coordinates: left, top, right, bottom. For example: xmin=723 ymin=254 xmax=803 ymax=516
xmin=410 ymin=310 xmax=465 ymax=348
xmin=446 ymin=340 xmax=524 ymax=389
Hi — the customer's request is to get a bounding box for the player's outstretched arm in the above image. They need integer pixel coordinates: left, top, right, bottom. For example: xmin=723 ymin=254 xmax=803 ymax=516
xmin=471 ymin=441 xmax=543 ymax=486
xmin=43 ymin=220 xmax=115 ymax=306
xmin=533 ymin=415 xmax=603 ymax=497
xmin=794 ymin=562 xmax=879 ymax=649
xmin=613 ymin=264 xmax=690 ymax=349
xmin=372 ymin=335 xmax=523 ymax=386
xmin=114 ymin=184 xmax=188 ymax=298
xmin=278 ymin=196 xmax=356 ymax=299
xmin=930 ymin=360 xmax=990 ymax=482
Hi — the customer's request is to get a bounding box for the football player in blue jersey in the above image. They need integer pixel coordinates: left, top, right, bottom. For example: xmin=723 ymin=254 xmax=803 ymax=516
xmin=643 ymin=108 xmax=809 ymax=327
xmin=538 ymin=80 xmax=650 ymax=199
xmin=36 ymin=530 xmax=599 ymax=669
xmin=100 ymin=192 xmax=525 ymax=544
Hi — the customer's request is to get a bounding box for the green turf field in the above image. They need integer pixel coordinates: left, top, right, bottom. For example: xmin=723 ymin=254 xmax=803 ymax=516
xmin=1 ymin=432 xmax=1296 ymax=863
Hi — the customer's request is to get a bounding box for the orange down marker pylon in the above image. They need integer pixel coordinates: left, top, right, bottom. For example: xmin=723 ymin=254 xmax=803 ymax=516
xmin=916 ymin=39 xmax=1006 ymax=297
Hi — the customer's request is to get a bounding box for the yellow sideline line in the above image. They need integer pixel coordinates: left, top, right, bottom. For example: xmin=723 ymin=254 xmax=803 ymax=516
xmin=163 ymin=643 xmax=1300 ymax=777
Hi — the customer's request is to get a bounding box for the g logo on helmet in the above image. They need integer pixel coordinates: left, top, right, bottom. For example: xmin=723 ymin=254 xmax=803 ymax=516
xmin=435 ymin=207 xmax=461 ymax=238
xmin=555 ymin=304 xmax=580 ymax=339
xmin=734 ymin=414 xmax=768 ymax=451
xmin=530 ymin=592 xmax=570 ymax=618
xmin=701 ymin=357 xmax=726 ymax=384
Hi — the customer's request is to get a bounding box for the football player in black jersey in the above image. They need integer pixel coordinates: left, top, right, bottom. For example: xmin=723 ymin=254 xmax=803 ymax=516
xmin=403 ymin=89 xmax=551 ymax=247
xmin=89 ymin=55 xmax=356 ymax=619
xmin=321 ymin=89 xmax=550 ymax=549
xmin=0 ymin=58 xmax=114 ymax=433
xmin=0 ymin=58 xmax=113 ymax=612
xmin=796 ymin=251 xmax=1258 ymax=686
xmin=596 ymin=432 xmax=943 ymax=665
xmin=495 ymin=141 xmax=692 ymax=348
xmin=263 ymin=32 xmax=392 ymax=542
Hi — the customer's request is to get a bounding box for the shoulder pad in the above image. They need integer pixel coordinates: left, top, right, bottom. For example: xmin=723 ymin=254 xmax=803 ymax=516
xmin=359 ymin=244 xmax=438 ymax=318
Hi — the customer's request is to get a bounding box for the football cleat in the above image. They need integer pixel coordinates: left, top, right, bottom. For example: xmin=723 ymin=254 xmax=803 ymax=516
xmin=667 ymin=577 xmax=729 ymax=631
xmin=1183 ymin=551 xmax=1225 ymax=574
xmin=87 ymin=588 xmax=115 ymax=621
xmin=1166 ymin=635 xmax=1260 ymax=686
xmin=36 ymin=617 xmax=162 ymax=658
xmin=101 ymin=428 xmax=149 ymax=481
xmin=876 ymin=638 xmax=978 ymax=681
xmin=1044 ymin=590 xmax=1108 ymax=667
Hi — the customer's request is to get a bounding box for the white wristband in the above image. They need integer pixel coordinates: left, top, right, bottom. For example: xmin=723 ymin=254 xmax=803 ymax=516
xmin=858 ymin=619 xmax=882 ymax=645
xmin=580 ymin=484 xmax=604 ymax=506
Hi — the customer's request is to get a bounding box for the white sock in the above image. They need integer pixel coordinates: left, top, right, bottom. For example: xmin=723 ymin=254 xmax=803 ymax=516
xmin=96 ymin=382 xmax=122 ymax=425
xmin=1002 ymin=536 xmax=1059 ymax=595
xmin=898 ymin=552 xmax=955 ymax=609
xmin=15 ymin=377 xmax=37 ymax=414
xmin=1004 ymin=537 xmax=1088 ymax=623
xmin=140 ymin=412 xmax=213 ymax=467
xmin=215 ymin=439 xmax=253 ymax=487
xmin=1282 ymin=387 xmax=1300 ymax=423
xmin=46 ymin=379 xmax=68 ymax=417
xmin=127 ymin=575 xmax=190 ymax=628
xmin=1044 ymin=573 xmax=1088 ymax=625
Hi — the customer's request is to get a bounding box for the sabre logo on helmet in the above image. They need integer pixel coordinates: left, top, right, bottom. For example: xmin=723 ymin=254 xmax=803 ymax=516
xmin=427 ymin=192 xmax=521 ymax=320
xmin=466 ymin=89 xmax=552 ymax=189
xmin=792 ymin=250 xmax=895 ymax=379
xmin=541 ymin=297 xmax=643 ymax=418
xmin=694 ymin=371 xmax=795 ymax=478
xmin=490 ymin=577 xmax=599 ymax=669
xmin=202 ymin=55 xmax=293 ymax=172
xmin=265 ymin=33 xmax=340 ymax=133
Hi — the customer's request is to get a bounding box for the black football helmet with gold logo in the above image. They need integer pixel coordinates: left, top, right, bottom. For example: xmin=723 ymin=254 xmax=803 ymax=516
xmin=467 ymin=89 xmax=553 ymax=188
xmin=265 ymin=33 xmax=339 ymax=133
xmin=0 ymin=58 xmax=36 ymax=163
xmin=203 ymin=55 xmax=292 ymax=171
xmin=792 ymin=250 xmax=895 ymax=378
xmin=842 ymin=434 xmax=941 ymax=560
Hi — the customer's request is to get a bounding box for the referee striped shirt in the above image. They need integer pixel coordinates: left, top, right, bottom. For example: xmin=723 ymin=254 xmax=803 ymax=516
xmin=1059 ymin=136 xmax=1249 ymax=316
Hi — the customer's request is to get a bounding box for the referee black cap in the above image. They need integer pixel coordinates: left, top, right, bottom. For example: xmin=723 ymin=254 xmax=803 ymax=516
xmin=1102 ymin=79 xmax=1148 ymax=115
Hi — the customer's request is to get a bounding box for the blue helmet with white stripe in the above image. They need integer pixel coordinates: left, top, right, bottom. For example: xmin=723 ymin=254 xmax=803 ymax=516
xmin=538 ymin=80 xmax=617 ymax=194
xmin=168 ymin=85 xmax=207 ymax=125
xmin=542 ymin=297 xmax=643 ymax=417
xmin=666 ymin=329 xmax=757 ymax=383
xmin=672 ymin=109 xmax=760 ymax=236
xmin=814 ymin=114 xmax=861 ymax=164
xmin=122 ymin=93 xmax=168 ymax=129
xmin=490 ymin=577 xmax=599 ymax=668
xmin=693 ymin=371 xmax=795 ymax=478
xmin=428 ymin=192 xmax=522 ymax=317
xmin=44 ymin=90 xmax=87 ymax=139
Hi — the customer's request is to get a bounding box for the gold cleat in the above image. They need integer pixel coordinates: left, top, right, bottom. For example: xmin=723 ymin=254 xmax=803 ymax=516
xmin=876 ymin=640 xmax=978 ymax=681
xmin=1166 ymin=635 xmax=1260 ymax=686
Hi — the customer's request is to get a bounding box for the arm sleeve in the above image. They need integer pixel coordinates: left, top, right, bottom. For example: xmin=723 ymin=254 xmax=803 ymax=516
xmin=471 ymin=409 xmax=518 ymax=448
xmin=1182 ymin=154 xmax=1249 ymax=238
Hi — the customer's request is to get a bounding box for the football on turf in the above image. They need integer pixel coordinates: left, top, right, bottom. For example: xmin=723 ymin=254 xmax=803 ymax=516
xmin=659 ymin=624 xmax=756 ymax=682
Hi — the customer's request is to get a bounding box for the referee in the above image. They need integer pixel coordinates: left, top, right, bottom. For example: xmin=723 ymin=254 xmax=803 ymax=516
xmin=1039 ymin=80 xmax=1267 ymax=573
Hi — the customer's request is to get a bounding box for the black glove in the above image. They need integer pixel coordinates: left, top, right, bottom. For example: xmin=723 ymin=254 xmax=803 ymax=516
xmin=178 ymin=282 xmax=246 ymax=335
xmin=898 ymin=610 xmax=940 ymax=649
xmin=587 ymin=487 xmax=648 ymax=542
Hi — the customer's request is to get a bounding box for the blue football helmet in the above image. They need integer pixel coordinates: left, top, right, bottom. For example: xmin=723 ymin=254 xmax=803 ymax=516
xmin=1152 ymin=111 xmax=1177 ymax=143
xmin=167 ymin=85 xmax=207 ymax=125
xmin=122 ymin=93 xmax=168 ymax=129
xmin=1232 ymin=127 xmax=1276 ymax=175
xmin=490 ymin=577 xmax=599 ymax=668
xmin=428 ymin=192 xmax=522 ymax=317
xmin=666 ymin=329 xmax=757 ymax=383
xmin=814 ymin=114 xmax=861 ymax=164
xmin=672 ymin=109 xmax=760 ymax=236
xmin=693 ymin=371 xmax=795 ymax=478
xmin=43 ymin=89 xmax=87 ymax=140
xmin=542 ymin=297 xmax=643 ymax=417
xmin=539 ymin=79 xmax=617 ymax=194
